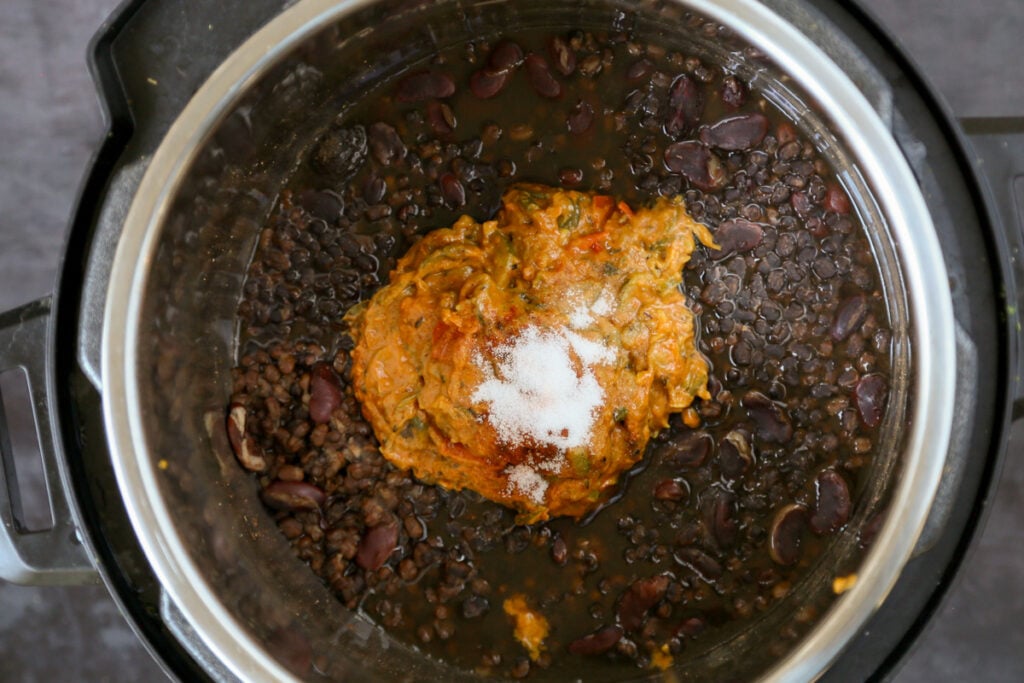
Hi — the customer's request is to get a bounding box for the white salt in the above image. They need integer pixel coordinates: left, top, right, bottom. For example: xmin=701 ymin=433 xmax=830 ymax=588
xmin=568 ymin=289 xmax=614 ymax=330
xmin=471 ymin=325 xmax=612 ymax=451
xmin=504 ymin=464 xmax=549 ymax=504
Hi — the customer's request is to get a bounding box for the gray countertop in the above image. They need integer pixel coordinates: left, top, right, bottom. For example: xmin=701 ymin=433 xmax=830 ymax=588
xmin=1 ymin=0 xmax=1022 ymax=680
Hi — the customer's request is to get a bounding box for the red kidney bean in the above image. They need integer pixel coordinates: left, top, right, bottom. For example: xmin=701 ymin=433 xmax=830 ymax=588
xmin=426 ymin=100 xmax=457 ymax=134
xmin=824 ymin=183 xmax=852 ymax=214
xmin=363 ymin=174 xmax=386 ymax=204
xmin=720 ymin=75 xmax=746 ymax=108
xmin=488 ymin=40 xmax=524 ymax=73
xmin=706 ymin=490 xmax=737 ymax=548
xmin=742 ymin=391 xmax=793 ymax=443
xmin=559 ymin=167 xmax=583 ymax=186
xmin=777 ymin=120 xmax=798 ymax=144
xmin=226 ymin=403 xmax=267 ymax=472
xmin=548 ymin=35 xmax=576 ymax=76
xmin=568 ymin=625 xmax=623 ymax=656
xmin=810 ymin=470 xmax=852 ymax=534
xmin=830 ymin=294 xmax=869 ymax=342
xmin=468 ymin=68 xmax=509 ymax=99
xmin=664 ymin=74 xmax=703 ymax=138
xmin=616 ymin=575 xmax=670 ymax=631
xmin=395 ymin=69 xmax=455 ymax=102
xmin=859 ymin=510 xmax=887 ymax=549
xmin=566 ymin=99 xmax=595 ymax=135
xmin=714 ymin=218 xmax=764 ymax=254
xmin=524 ymin=54 xmax=562 ymax=98
xmin=356 ymin=522 xmax=399 ymax=570
xmin=367 ymin=122 xmax=406 ymax=165
xmin=656 ymin=430 xmax=713 ymax=469
xmin=790 ymin=190 xmax=813 ymax=216
xmin=769 ymin=504 xmax=809 ymax=566
xmin=718 ymin=430 xmax=752 ymax=480
xmin=261 ymin=480 xmax=326 ymax=512
xmin=653 ymin=478 xmax=688 ymax=501
xmin=675 ymin=616 xmax=706 ymax=638
xmin=700 ymin=112 xmax=769 ymax=150
xmin=855 ymin=374 xmax=888 ymax=428
xmin=664 ymin=140 xmax=725 ymax=192
xmin=440 ymin=172 xmax=466 ymax=208
xmin=674 ymin=547 xmax=724 ymax=582
xmin=461 ymin=594 xmax=490 ymax=619
xmin=309 ymin=363 xmax=343 ymax=424
xmin=551 ymin=535 xmax=568 ymax=565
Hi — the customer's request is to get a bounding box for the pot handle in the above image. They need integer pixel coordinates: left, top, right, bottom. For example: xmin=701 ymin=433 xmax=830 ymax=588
xmin=959 ymin=117 xmax=1024 ymax=418
xmin=0 ymin=297 xmax=96 ymax=584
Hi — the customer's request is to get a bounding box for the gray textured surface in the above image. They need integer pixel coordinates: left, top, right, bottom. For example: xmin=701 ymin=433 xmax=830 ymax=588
xmin=0 ymin=0 xmax=1021 ymax=681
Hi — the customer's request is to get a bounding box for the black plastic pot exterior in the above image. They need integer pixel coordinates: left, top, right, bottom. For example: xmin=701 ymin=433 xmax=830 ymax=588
xmin=1 ymin=0 xmax=1020 ymax=681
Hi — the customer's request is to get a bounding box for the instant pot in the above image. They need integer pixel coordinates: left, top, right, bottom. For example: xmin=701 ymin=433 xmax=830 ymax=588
xmin=1 ymin=0 xmax=1021 ymax=680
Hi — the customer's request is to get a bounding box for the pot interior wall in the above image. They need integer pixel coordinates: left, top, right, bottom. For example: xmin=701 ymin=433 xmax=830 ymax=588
xmin=130 ymin=0 xmax=911 ymax=679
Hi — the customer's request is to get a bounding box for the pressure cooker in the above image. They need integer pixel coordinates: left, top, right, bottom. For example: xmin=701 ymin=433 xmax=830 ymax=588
xmin=1 ymin=0 xmax=1021 ymax=680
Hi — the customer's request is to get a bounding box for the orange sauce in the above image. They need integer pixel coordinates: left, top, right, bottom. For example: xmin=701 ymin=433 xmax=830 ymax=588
xmin=346 ymin=184 xmax=716 ymax=521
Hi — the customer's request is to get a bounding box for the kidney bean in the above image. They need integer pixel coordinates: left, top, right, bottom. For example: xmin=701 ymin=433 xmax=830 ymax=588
xmin=551 ymin=535 xmax=568 ymax=565
xmin=664 ymin=141 xmax=725 ymax=192
xmin=664 ymin=74 xmax=703 ymax=138
xmin=363 ymin=175 xmax=386 ymax=204
xmin=675 ymin=616 xmax=706 ymax=638
xmin=831 ymin=294 xmax=869 ymax=342
xmin=309 ymin=363 xmax=343 ymax=424
xmin=855 ymin=374 xmax=888 ymax=428
xmin=426 ymin=100 xmax=457 ymax=134
xmin=469 ymin=68 xmax=509 ymax=99
xmin=700 ymin=113 xmax=769 ymax=150
xmin=742 ymin=391 xmax=793 ymax=443
xmin=719 ymin=430 xmax=752 ymax=480
xmin=367 ymin=122 xmax=406 ymax=165
xmin=226 ymin=403 xmax=267 ymax=472
xmin=674 ymin=547 xmax=723 ymax=581
xmin=810 ymin=470 xmax=852 ymax=534
xmin=524 ymin=54 xmax=562 ymax=98
xmin=461 ymin=594 xmax=490 ymax=619
xmin=720 ymin=75 xmax=746 ymax=108
xmin=714 ymin=218 xmax=764 ymax=254
xmin=440 ymin=172 xmax=466 ymax=208
xmin=261 ymin=480 xmax=326 ymax=512
xmin=616 ymin=575 xmax=670 ymax=631
xmin=578 ymin=54 xmax=602 ymax=77
xmin=769 ymin=504 xmax=809 ymax=566
xmin=653 ymin=478 xmax=689 ymax=501
xmin=559 ymin=167 xmax=583 ymax=186
xmin=489 ymin=40 xmax=524 ymax=73
xmin=705 ymin=490 xmax=737 ymax=548
xmin=655 ymin=430 xmax=713 ymax=469
xmin=356 ymin=522 xmax=399 ymax=570
xmin=567 ymin=99 xmax=595 ymax=135
xmin=395 ymin=69 xmax=455 ymax=102
xmin=790 ymin=190 xmax=813 ymax=216
xmin=824 ymin=183 xmax=852 ymax=214
xmin=548 ymin=36 xmax=576 ymax=75
xmin=568 ymin=626 xmax=623 ymax=656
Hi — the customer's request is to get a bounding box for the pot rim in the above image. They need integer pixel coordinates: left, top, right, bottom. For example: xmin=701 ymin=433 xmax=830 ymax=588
xmin=101 ymin=0 xmax=956 ymax=680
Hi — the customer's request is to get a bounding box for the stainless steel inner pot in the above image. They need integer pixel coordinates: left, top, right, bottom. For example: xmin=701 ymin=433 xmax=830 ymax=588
xmin=100 ymin=0 xmax=956 ymax=680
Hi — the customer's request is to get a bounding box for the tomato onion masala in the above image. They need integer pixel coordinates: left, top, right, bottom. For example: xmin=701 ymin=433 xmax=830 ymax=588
xmin=346 ymin=184 xmax=717 ymax=522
